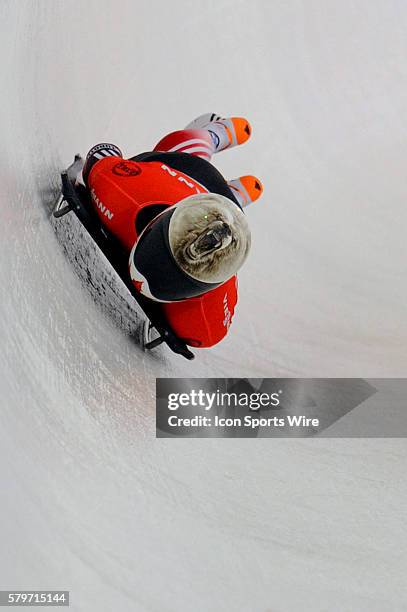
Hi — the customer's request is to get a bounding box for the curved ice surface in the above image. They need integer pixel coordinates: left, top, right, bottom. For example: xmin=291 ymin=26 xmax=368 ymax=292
xmin=1 ymin=2 xmax=406 ymax=611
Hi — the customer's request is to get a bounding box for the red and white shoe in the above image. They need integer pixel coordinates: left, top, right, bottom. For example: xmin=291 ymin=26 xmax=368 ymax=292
xmin=185 ymin=113 xmax=252 ymax=152
xmin=228 ymin=175 xmax=264 ymax=207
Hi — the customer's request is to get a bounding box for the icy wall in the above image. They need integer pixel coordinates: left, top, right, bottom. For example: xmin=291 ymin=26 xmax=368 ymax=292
xmin=1 ymin=2 xmax=406 ymax=611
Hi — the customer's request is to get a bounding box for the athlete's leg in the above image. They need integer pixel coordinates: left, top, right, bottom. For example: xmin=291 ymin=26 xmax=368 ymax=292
xmin=153 ymin=129 xmax=215 ymax=161
xmin=185 ymin=113 xmax=252 ymax=152
xmin=153 ymin=114 xmax=264 ymax=208
xmin=153 ymin=113 xmax=252 ymax=161
xmin=227 ymin=175 xmax=264 ymax=207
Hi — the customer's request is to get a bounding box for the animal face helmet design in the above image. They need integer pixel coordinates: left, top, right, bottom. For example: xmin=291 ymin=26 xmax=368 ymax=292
xmin=169 ymin=193 xmax=251 ymax=284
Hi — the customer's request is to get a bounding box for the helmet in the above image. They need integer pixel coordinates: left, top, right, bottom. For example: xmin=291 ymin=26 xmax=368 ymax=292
xmin=130 ymin=193 xmax=251 ymax=302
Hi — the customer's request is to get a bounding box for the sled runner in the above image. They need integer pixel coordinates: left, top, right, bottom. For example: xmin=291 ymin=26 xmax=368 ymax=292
xmin=53 ymin=156 xmax=195 ymax=360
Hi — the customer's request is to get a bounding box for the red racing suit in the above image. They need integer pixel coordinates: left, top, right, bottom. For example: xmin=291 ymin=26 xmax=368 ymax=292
xmin=85 ymin=146 xmax=238 ymax=348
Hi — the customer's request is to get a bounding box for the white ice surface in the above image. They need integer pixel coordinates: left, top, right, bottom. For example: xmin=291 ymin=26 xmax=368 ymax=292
xmin=1 ymin=1 xmax=407 ymax=611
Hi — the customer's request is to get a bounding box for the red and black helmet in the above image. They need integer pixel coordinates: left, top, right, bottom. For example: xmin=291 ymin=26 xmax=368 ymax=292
xmin=130 ymin=193 xmax=251 ymax=302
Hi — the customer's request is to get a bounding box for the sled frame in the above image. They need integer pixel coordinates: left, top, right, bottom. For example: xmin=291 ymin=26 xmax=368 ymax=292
xmin=53 ymin=156 xmax=195 ymax=360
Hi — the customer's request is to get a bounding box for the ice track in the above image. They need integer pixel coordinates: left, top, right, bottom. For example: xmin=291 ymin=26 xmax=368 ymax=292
xmin=1 ymin=2 xmax=407 ymax=611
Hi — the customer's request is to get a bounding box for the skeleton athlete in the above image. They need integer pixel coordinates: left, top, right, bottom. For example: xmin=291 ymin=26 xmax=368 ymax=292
xmin=80 ymin=113 xmax=263 ymax=348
